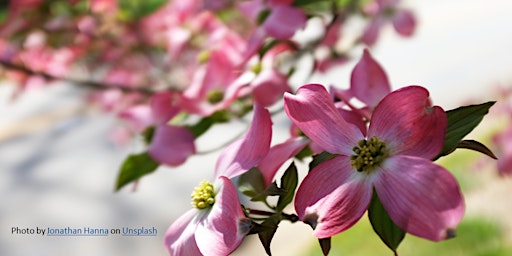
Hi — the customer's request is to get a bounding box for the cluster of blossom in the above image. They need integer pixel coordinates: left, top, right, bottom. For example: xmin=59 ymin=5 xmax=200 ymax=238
xmin=162 ymin=50 xmax=480 ymax=255
xmin=472 ymin=85 xmax=512 ymax=177
xmin=0 ymin=1 xmax=498 ymax=255
xmin=0 ymin=0 xmax=416 ymax=131
xmin=492 ymin=87 xmax=512 ymax=176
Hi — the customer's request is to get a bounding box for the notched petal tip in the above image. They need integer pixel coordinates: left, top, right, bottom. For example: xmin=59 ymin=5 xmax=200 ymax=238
xmin=445 ymin=228 xmax=457 ymax=240
xmin=238 ymin=218 xmax=254 ymax=236
xmin=303 ymin=212 xmax=319 ymax=230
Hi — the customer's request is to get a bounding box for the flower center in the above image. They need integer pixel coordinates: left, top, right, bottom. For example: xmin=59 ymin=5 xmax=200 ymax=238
xmin=207 ymin=89 xmax=224 ymax=104
xmin=350 ymin=136 xmax=388 ymax=173
xmin=191 ymin=181 xmax=216 ymax=209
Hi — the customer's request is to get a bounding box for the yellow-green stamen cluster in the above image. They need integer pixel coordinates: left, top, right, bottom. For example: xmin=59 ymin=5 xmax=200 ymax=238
xmin=191 ymin=181 xmax=216 ymax=209
xmin=350 ymin=136 xmax=388 ymax=173
xmin=197 ymin=50 xmax=210 ymax=64
xmin=207 ymin=89 xmax=224 ymax=104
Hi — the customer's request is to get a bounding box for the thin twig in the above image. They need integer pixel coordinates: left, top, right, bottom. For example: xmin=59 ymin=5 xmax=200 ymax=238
xmin=0 ymin=59 xmax=157 ymax=95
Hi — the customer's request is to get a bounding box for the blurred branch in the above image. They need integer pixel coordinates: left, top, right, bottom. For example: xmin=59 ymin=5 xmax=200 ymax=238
xmin=0 ymin=59 xmax=157 ymax=95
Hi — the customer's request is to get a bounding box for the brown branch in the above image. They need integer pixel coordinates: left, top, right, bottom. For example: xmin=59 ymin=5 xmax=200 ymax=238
xmin=0 ymin=59 xmax=158 ymax=95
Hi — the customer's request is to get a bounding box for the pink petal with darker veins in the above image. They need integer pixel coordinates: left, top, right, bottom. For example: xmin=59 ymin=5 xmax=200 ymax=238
xmin=294 ymin=156 xmax=373 ymax=238
xmin=336 ymin=107 xmax=368 ymax=136
xmin=284 ymin=84 xmax=363 ymax=156
xmin=368 ymin=86 xmax=447 ymax=159
xmin=258 ymin=137 xmax=309 ymax=186
xmin=374 ymin=155 xmax=465 ymax=241
xmin=215 ymin=104 xmax=272 ymax=179
xmin=350 ymin=49 xmax=391 ymax=109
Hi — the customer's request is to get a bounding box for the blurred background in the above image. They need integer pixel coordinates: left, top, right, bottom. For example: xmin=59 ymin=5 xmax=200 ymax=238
xmin=1 ymin=0 xmax=512 ymax=255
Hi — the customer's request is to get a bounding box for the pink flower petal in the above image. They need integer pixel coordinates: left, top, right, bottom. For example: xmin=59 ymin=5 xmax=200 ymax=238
xmin=335 ymin=103 xmax=368 ymax=136
xmin=215 ymin=104 xmax=272 ymax=179
xmin=392 ymin=9 xmax=416 ymax=37
xmin=148 ymin=124 xmax=196 ymax=166
xmin=294 ymin=156 xmax=373 ymax=238
xmin=150 ymin=91 xmax=180 ymax=125
xmin=361 ymin=18 xmax=383 ymax=46
xmin=163 ymin=209 xmax=202 ymax=256
xmin=237 ymin=0 xmax=265 ymax=21
xmin=263 ymin=5 xmax=306 ymax=39
xmin=284 ymin=84 xmax=363 ymax=155
xmin=258 ymin=137 xmax=309 ymax=186
xmin=181 ymin=49 xmax=244 ymax=116
xmin=320 ymin=19 xmax=342 ymax=47
xmin=195 ymin=177 xmax=248 ymax=255
xmin=350 ymin=49 xmax=391 ymax=109
xmin=251 ymin=68 xmax=291 ymax=107
xmin=374 ymin=156 xmax=465 ymax=241
xmin=243 ymin=28 xmax=267 ymax=63
xmin=118 ymin=105 xmax=153 ymax=132
xmin=368 ymin=86 xmax=447 ymax=159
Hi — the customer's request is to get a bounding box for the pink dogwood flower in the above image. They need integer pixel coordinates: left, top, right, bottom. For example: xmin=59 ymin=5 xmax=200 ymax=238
xmin=163 ymin=176 xmax=250 ymax=256
xmin=164 ymin=104 xmax=272 ymax=255
xmin=237 ymin=43 xmax=293 ymax=107
xmin=284 ymin=84 xmax=464 ymax=241
xmin=362 ymin=0 xmax=416 ymax=46
xmin=238 ymin=0 xmax=306 ymax=58
xmin=148 ymin=92 xmax=196 ymax=166
xmin=120 ymin=92 xmax=196 ymax=166
xmin=181 ymin=26 xmax=247 ymax=116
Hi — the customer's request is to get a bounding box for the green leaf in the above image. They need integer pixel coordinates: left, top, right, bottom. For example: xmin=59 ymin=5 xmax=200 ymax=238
xmin=276 ymin=162 xmax=298 ymax=212
xmin=318 ymin=237 xmax=331 ymax=256
xmin=309 ymin=151 xmax=337 ymax=170
xmin=256 ymin=8 xmax=271 ymax=25
xmin=187 ymin=110 xmax=230 ymax=138
xmin=251 ymin=181 xmax=286 ymax=202
xmin=436 ymin=101 xmax=495 ymax=159
xmin=0 ymin=1 xmax=8 ymax=10
xmin=456 ymin=139 xmax=497 ymax=159
xmin=115 ymin=152 xmax=159 ymax=191
xmin=293 ymin=0 xmax=330 ymax=7
xmin=294 ymin=145 xmax=313 ymax=160
xmin=238 ymin=167 xmax=266 ymax=198
xmin=257 ymin=214 xmax=281 ymax=256
xmin=258 ymin=39 xmax=279 ymax=59
xmin=368 ymin=192 xmax=405 ymax=253
xmin=0 ymin=10 xmax=6 ymax=25
xmin=117 ymin=0 xmax=167 ymax=20
xmin=141 ymin=126 xmax=155 ymax=145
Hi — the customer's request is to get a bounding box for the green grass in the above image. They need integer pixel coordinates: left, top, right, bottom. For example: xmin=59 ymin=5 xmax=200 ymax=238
xmin=301 ymin=217 xmax=512 ymax=256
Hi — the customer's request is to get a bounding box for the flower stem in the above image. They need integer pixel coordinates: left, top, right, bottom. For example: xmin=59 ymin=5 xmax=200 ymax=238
xmin=247 ymin=209 xmax=299 ymax=223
